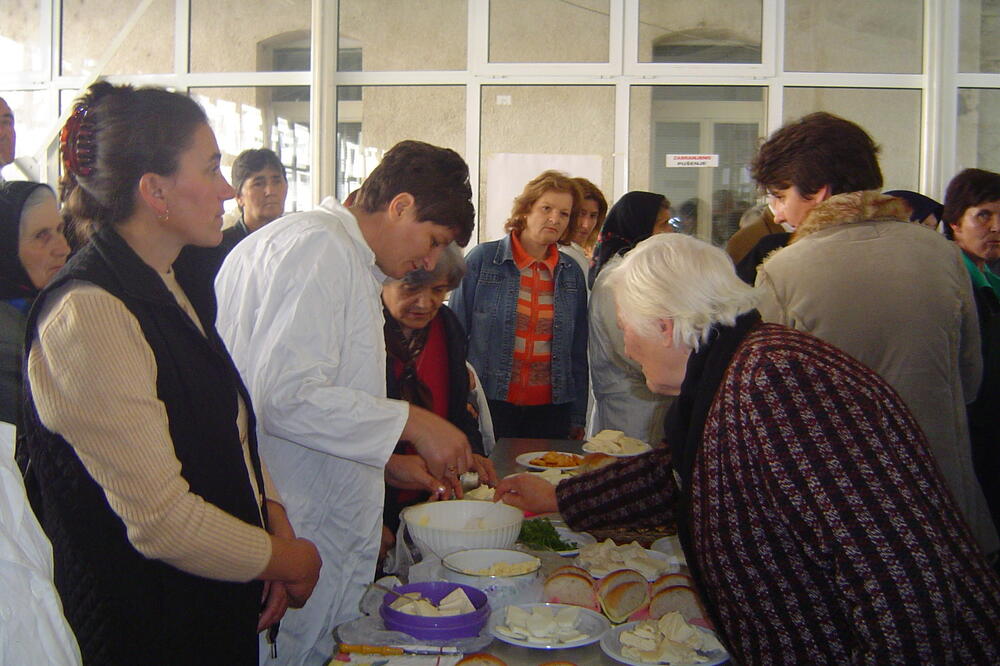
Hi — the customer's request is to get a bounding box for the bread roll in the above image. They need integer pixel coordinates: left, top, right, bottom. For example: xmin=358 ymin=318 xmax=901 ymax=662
xmin=542 ymin=572 xmax=599 ymax=611
xmin=649 ymin=585 xmax=706 ymax=622
xmin=650 ymin=572 xmax=694 ymax=597
xmin=576 ymin=452 xmax=618 ymax=474
xmin=598 ymin=579 xmax=650 ymax=624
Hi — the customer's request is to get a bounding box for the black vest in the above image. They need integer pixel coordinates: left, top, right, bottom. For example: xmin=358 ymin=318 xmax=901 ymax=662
xmin=21 ymin=227 xmax=266 ymax=665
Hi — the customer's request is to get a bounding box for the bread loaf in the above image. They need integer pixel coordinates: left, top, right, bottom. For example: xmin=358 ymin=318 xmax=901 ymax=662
xmin=650 ymin=572 xmax=694 ymax=597
xmin=542 ymin=572 xmax=599 ymax=611
xmin=576 ymin=452 xmax=618 ymax=474
xmin=648 ymin=585 xmax=706 ymax=622
xmin=598 ymin=579 xmax=650 ymax=624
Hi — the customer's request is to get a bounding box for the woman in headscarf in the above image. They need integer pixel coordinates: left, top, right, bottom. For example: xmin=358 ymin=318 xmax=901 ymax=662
xmin=0 ymin=182 xmax=69 ymax=424
xmin=496 ymin=233 xmax=1000 ymax=665
xmin=587 ymin=191 xmax=673 ymax=443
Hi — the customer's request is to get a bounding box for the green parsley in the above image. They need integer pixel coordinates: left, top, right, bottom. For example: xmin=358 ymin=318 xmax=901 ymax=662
xmin=518 ymin=517 xmax=577 ymax=552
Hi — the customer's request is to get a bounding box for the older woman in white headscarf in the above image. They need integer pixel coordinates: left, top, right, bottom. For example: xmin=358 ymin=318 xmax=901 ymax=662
xmin=495 ymin=233 xmax=1000 ymax=665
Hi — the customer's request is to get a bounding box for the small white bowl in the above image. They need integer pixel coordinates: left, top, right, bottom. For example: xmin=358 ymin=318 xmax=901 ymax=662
xmin=402 ymin=500 xmax=523 ymax=558
xmin=442 ymin=548 xmax=542 ymax=608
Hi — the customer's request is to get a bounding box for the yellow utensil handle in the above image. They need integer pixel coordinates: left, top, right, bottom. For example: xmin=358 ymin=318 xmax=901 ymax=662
xmin=337 ymin=644 xmax=405 ymax=656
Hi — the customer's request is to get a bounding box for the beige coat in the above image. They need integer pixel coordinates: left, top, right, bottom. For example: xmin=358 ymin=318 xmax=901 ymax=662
xmin=756 ymin=191 xmax=998 ymax=554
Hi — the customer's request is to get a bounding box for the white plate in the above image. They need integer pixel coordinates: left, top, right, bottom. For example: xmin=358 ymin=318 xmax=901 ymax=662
xmin=516 ymin=451 xmax=583 ymax=471
xmin=599 ymin=621 xmax=729 ymax=666
xmin=488 ymin=602 xmax=611 ymax=649
xmin=650 ymin=536 xmax=687 ymax=566
xmin=576 ymin=547 xmax=677 ymax=581
xmin=582 ymin=441 xmax=652 ymax=457
xmin=553 ymin=526 xmax=597 ymax=557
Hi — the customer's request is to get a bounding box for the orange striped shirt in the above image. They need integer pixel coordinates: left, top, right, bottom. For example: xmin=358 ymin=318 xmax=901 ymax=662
xmin=506 ymin=232 xmax=559 ymax=405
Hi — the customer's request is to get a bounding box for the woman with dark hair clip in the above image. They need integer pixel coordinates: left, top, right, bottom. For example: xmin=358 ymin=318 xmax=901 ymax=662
xmin=0 ymin=182 xmax=69 ymax=425
xmin=587 ymin=191 xmax=674 ymax=443
xmin=20 ymin=81 xmax=320 ymax=664
xmin=451 ymin=170 xmax=589 ymax=440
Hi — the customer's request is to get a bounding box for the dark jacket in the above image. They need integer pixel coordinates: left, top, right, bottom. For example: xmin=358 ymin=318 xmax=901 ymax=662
xmin=383 ymin=304 xmax=483 ymax=531
xmin=968 ymin=278 xmax=1000 ymax=533
xmin=174 ymin=220 xmax=249 ymax=282
xmin=0 ymin=300 xmax=25 ymax=424
xmin=21 ymin=226 xmax=266 ymax=665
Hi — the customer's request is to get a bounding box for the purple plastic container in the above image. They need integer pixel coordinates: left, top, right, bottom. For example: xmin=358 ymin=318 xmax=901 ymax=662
xmin=380 ymin=581 xmax=490 ymax=640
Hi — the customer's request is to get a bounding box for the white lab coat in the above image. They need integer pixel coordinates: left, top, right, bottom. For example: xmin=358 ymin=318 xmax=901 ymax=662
xmin=0 ymin=422 xmax=82 ymax=665
xmin=215 ymin=198 xmax=409 ymax=666
xmin=587 ymin=254 xmax=672 ymax=443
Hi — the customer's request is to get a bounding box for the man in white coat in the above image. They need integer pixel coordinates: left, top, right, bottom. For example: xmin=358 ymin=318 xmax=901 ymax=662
xmin=215 ymin=141 xmax=480 ymax=665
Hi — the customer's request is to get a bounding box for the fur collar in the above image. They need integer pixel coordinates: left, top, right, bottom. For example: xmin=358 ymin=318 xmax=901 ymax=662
xmin=790 ymin=190 xmax=913 ymax=243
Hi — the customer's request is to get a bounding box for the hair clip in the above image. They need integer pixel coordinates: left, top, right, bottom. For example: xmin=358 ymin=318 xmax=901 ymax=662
xmin=60 ymin=103 xmax=96 ymax=178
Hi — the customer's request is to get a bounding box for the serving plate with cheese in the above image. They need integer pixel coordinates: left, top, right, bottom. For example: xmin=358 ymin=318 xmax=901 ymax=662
xmin=582 ymin=430 xmax=652 ymax=457
xmin=599 ymin=614 xmax=727 ymax=665
xmin=576 ymin=539 xmax=676 ymax=581
xmin=488 ymin=602 xmax=610 ymax=649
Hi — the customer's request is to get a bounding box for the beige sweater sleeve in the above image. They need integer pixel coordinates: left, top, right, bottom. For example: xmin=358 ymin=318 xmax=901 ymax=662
xmin=27 ymin=281 xmax=272 ymax=582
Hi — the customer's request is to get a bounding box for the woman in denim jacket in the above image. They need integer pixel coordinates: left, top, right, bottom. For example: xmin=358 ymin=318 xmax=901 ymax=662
xmin=451 ymin=171 xmax=588 ymax=440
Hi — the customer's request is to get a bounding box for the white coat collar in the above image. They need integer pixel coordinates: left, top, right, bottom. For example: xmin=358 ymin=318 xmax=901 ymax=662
xmin=318 ymin=196 xmax=390 ymax=284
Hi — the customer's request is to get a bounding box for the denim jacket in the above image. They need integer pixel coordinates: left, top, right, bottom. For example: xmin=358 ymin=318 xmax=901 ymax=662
xmin=450 ymin=234 xmax=589 ymax=426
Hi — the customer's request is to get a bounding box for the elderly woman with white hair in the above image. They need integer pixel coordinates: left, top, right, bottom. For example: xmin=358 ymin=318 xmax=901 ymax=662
xmin=495 ymin=233 xmax=1000 ymax=664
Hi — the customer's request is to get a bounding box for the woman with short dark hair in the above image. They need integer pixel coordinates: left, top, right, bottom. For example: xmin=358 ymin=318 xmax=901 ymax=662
xmin=944 ymin=167 xmax=1000 ymax=545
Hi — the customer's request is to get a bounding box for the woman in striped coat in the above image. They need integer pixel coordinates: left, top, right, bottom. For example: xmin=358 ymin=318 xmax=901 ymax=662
xmin=496 ymin=233 xmax=1000 ymax=664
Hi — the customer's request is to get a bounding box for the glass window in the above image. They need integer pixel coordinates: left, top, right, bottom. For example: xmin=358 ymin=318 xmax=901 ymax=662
xmin=192 ymin=87 xmax=311 ymax=215
xmin=1 ymin=0 xmax=45 ymax=74
xmin=784 ymin=0 xmax=922 ymax=74
xmin=488 ymin=0 xmax=609 ymax=64
xmin=62 ymin=0 xmax=174 ymax=76
xmin=336 ymin=86 xmax=466 ymax=202
xmin=629 ymin=86 xmax=766 ymax=246
xmin=339 ymin=0 xmax=467 ymax=71
xmin=957 ymin=89 xmax=1000 ymax=173
xmin=479 ymin=85 xmax=614 ymax=241
xmin=783 ymin=87 xmax=921 ymax=191
xmin=0 ymin=90 xmax=51 ymax=182
xmin=960 ymin=0 xmax=1000 ymax=73
xmin=190 ymin=0 xmax=311 ymax=73
xmin=638 ymin=0 xmax=762 ymax=64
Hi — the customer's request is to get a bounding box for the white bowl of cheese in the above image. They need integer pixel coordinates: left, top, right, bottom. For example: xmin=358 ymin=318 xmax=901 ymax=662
xmin=442 ymin=548 xmax=542 ymax=608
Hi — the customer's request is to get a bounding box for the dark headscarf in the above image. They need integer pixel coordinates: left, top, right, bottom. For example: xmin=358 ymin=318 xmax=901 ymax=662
xmin=884 ymin=190 xmax=944 ymax=225
xmin=0 ymin=181 xmax=54 ymax=300
xmin=588 ymin=191 xmax=666 ymax=287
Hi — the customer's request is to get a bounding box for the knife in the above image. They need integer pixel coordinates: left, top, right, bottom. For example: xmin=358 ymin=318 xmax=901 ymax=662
xmin=337 ymin=643 xmax=460 ymax=656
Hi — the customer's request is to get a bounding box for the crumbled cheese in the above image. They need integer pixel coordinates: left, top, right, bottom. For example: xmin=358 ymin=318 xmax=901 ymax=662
xmin=467 ymin=560 xmax=538 ymax=576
